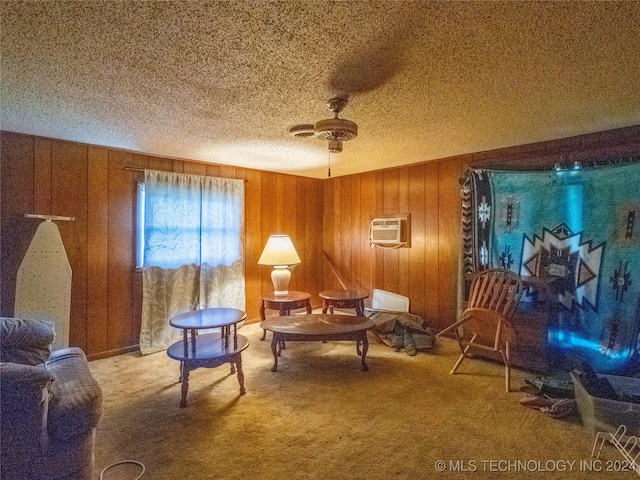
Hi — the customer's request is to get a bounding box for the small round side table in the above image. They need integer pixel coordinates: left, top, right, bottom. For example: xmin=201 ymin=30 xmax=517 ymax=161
xmin=167 ymin=307 xmax=248 ymax=407
xmin=320 ymin=289 xmax=369 ymax=316
xmin=259 ymin=291 xmax=312 ymax=340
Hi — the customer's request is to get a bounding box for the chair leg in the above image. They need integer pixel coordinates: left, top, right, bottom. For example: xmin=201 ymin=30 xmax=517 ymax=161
xmin=505 ymin=365 xmax=510 ymax=392
xmin=500 ymin=341 xmax=511 ymax=392
xmin=450 ymin=334 xmax=477 ymax=375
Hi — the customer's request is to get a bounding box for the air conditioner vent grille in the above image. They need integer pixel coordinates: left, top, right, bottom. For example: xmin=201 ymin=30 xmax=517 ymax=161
xmin=369 ymin=217 xmax=408 ymax=247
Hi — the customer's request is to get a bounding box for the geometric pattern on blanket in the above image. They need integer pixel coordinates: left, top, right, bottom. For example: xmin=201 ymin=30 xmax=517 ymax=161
xmin=460 ymin=161 xmax=640 ymax=373
xmin=521 ymin=223 xmax=602 ymax=312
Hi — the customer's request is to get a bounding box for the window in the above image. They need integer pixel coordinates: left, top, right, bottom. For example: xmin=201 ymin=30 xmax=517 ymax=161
xmin=138 ymin=169 xmax=246 ymax=354
xmin=136 ymin=171 xmax=243 ymax=270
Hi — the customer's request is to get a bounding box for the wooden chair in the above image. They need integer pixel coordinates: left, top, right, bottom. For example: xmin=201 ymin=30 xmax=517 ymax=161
xmin=437 ymin=269 xmax=524 ymax=392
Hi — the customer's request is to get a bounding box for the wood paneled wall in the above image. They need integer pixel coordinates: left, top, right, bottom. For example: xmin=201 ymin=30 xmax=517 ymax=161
xmin=321 ymin=126 xmax=640 ymax=331
xmin=1 ymin=132 xmax=323 ymax=358
xmin=2 ymin=126 xmax=639 ymax=357
xmin=321 ymin=160 xmax=465 ymax=330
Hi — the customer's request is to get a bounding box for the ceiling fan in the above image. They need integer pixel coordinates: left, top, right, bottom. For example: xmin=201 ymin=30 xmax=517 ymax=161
xmin=288 ymin=97 xmax=358 ymax=154
xmin=287 ymin=23 xmax=407 ymax=176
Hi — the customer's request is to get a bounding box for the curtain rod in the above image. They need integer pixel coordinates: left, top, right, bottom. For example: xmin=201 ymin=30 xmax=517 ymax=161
xmin=24 ymin=213 xmax=75 ymax=221
xmin=124 ymin=166 xmax=248 ymax=181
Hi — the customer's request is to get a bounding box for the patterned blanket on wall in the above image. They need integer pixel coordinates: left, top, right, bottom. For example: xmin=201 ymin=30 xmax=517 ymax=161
xmin=461 ymin=161 xmax=640 ymax=373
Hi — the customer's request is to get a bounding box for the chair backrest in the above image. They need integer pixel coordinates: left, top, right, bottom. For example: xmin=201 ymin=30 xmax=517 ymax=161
xmin=370 ymin=289 xmax=410 ymax=312
xmin=467 ymin=269 xmax=523 ymax=320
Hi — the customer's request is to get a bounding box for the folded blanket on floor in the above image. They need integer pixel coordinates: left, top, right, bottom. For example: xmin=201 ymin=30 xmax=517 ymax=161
xmin=366 ymin=311 xmax=436 ymax=354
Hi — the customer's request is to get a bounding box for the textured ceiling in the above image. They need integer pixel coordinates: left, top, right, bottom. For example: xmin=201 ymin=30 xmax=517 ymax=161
xmin=2 ymin=1 xmax=640 ymax=179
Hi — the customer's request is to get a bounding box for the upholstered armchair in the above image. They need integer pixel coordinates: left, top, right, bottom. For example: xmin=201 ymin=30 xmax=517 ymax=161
xmin=1 ymin=317 xmax=103 ymax=480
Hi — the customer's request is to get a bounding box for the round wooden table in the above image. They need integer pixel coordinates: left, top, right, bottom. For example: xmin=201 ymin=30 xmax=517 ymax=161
xmin=319 ymin=289 xmax=369 ymax=316
xmin=168 ymin=307 xmax=248 ymax=407
xmin=259 ymin=291 xmax=312 ymax=340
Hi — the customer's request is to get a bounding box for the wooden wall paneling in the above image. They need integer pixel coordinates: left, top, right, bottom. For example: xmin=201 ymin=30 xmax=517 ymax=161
xmin=296 ymin=177 xmax=307 ymax=295
xmin=339 ymin=175 xmax=353 ymax=288
xmin=183 ymin=161 xmax=207 ymax=176
xmin=51 ymin=141 xmax=88 ymax=349
xmin=321 ymin=177 xmax=333 ymax=290
xmin=284 ymin=175 xmax=299 ymax=291
xmin=0 ymin=133 xmax=34 ymax=315
xmin=293 ymin=176 xmax=306 ymax=296
xmin=3 ymin=126 xmax=638 ymax=357
xmin=315 ymin=178 xmax=324 ymax=299
xmin=305 ymin=176 xmax=320 ymax=300
xmin=276 ymin=174 xmax=286 ymax=233
xmin=469 ymin=127 xmax=640 ymax=170
xmin=303 ymin=177 xmax=322 ymax=303
xmin=436 ymin=158 xmax=463 ymax=330
xmin=397 ymin=167 xmax=411 ymax=297
xmin=148 ymin=156 xmax=173 ymax=172
xmin=382 ymin=169 xmax=400 ymax=293
xmin=230 ymin=167 xmax=248 ymax=184
xmin=424 ymin=161 xmax=441 ymax=323
xmin=373 ymin=172 xmax=385 ymax=288
xmin=315 ymin=179 xmax=324 ymax=300
xmin=407 ymin=164 xmax=427 ymax=319
xmin=219 ymin=165 xmax=236 ymax=179
xmin=330 ymin=176 xmax=342 ymax=288
xmin=359 ymin=172 xmax=376 ymax=294
xmin=107 ymin=150 xmax=134 ymax=350
xmin=206 ymin=164 xmax=221 ymax=177
xmin=350 ymin=175 xmax=364 ymax=290
xmin=33 ymin=138 xmax=52 ymax=214
xmin=171 ymin=159 xmax=185 ymax=173
xmin=244 ymin=168 xmax=262 ymax=320
xmin=331 ymin=177 xmax=343 ymax=290
xmin=260 ymin=172 xmax=278 ymax=294
xmin=322 ymin=178 xmax=336 ymax=291
xmin=87 ymin=146 xmax=110 ymax=355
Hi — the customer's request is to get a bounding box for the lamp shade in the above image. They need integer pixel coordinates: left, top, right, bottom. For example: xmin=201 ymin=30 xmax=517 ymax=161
xmin=258 ymin=235 xmax=301 ymax=266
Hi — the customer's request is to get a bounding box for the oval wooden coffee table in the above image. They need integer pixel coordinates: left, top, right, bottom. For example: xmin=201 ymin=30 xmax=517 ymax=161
xmin=260 ymin=314 xmax=375 ymax=372
xmin=168 ymin=308 xmax=248 ymax=407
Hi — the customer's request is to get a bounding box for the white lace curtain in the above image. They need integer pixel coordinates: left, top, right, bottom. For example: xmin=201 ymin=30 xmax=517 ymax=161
xmin=139 ymin=170 xmax=245 ymax=354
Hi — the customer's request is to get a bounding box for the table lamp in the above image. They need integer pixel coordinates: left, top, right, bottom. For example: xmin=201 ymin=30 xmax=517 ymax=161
xmin=258 ymin=235 xmax=301 ymax=296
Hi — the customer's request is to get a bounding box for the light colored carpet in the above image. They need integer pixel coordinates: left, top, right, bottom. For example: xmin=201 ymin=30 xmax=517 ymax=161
xmin=89 ymin=323 xmax=625 ymax=480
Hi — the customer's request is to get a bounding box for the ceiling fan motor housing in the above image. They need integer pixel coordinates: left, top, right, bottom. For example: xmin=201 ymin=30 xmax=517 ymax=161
xmin=313 ymin=117 xmax=358 ymax=142
xmin=290 ymin=97 xmax=357 ymax=153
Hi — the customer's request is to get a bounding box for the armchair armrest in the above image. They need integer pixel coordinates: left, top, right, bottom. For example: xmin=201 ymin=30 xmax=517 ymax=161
xmin=0 ymin=362 xmax=54 ymax=454
xmin=1 ymin=317 xmax=55 ymax=365
xmin=46 ymin=348 xmax=103 ymax=441
xmin=0 ymin=361 xmax=55 ymax=386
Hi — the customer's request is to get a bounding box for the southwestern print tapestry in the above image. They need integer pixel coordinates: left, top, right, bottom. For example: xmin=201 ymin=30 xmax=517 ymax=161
xmin=461 ymin=161 xmax=640 ymax=373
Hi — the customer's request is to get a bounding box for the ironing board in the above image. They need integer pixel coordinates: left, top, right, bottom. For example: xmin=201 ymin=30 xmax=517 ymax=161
xmin=14 ymin=218 xmax=72 ymax=351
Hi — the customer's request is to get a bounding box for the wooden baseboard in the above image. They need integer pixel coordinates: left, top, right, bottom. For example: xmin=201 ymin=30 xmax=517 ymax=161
xmin=87 ymin=344 xmax=140 ymax=361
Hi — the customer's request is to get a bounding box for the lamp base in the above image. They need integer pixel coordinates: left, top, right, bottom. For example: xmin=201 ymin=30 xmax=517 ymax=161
xmin=271 ymin=266 xmax=291 ymax=297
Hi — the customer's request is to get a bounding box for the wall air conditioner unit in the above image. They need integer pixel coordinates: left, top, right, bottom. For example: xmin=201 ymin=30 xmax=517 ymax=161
xmin=369 ymin=217 xmax=408 ymax=248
